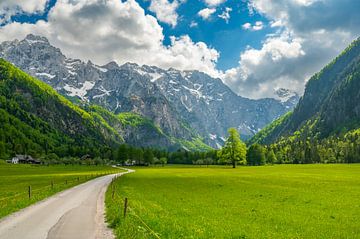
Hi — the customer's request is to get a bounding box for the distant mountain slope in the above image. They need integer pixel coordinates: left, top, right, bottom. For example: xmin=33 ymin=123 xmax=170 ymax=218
xmin=0 ymin=58 xmax=209 ymax=158
xmin=0 ymin=58 xmax=123 ymax=158
xmin=250 ymin=37 xmax=360 ymax=145
xmin=86 ymin=105 xmax=211 ymax=151
xmin=0 ymin=34 xmax=299 ymax=147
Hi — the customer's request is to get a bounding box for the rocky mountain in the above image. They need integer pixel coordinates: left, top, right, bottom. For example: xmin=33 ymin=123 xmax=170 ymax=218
xmin=250 ymin=37 xmax=360 ymax=145
xmin=0 ymin=34 xmax=299 ymax=147
xmin=0 ymin=58 xmax=122 ymax=158
xmin=0 ymin=58 xmax=210 ymax=157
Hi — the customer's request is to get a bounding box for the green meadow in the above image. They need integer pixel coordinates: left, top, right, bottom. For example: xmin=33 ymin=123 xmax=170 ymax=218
xmin=106 ymin=164 xmax=360 ymax=239
xmin=0 ymin=163 xmax=123 ymax=218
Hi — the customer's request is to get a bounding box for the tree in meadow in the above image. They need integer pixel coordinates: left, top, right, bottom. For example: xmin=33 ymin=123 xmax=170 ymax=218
xmin=218 ymin=128 xmax=247 ymax=168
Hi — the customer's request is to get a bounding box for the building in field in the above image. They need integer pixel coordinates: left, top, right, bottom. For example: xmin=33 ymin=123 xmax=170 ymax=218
xmin=12 ymin=157 xmax=19 ymax=164
xmin=8 ymin=155 xmax=41 ymax=164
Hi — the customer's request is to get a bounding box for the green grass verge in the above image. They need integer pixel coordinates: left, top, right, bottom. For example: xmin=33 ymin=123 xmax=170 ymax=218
xmin=0 ymin=164 xmax=124 ymax=219
xmin=106 ymin=164 xmax=360 ymax=238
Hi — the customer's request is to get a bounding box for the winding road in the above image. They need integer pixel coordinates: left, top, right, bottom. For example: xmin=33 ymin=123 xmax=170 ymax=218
xmin=0 ymin=168 xmax=133 ymax=239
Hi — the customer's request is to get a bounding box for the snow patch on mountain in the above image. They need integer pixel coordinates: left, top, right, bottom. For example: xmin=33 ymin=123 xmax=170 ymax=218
xmin=64 ymin=81 xmax=95 ymax=100
xmin=25 ymin=39 xmax=47 ymax=45
xmin=149 ymin=72 xmax=163 ymax=82
xmin=94 ymin=65 xmax=108 ymax=73
xmin=209 ymin=133 xmax=217 ymax=140
xmin=35 ymin=72 xmax=56 ymax=79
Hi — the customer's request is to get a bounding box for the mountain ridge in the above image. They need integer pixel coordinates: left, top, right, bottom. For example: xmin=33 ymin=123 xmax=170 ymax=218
xmin=249 ymin=36 xmax=360 ymax=145
xmin=0 ymin=34 xmax=299 ymax=148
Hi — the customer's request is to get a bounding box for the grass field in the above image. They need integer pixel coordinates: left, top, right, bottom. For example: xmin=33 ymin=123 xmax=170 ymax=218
xmin=106 ymin=164 xmax=360 ymax=239
xmin=0 ymin=164 xmax=123 ymax=218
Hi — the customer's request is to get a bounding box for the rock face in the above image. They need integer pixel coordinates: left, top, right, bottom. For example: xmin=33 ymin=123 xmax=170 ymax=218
xmin=0 ymin=34 xmax=299 ymax=147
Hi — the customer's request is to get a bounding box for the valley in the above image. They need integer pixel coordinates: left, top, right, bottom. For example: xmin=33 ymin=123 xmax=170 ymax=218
xmin=0 ymin=1 xmax=359 ymax=238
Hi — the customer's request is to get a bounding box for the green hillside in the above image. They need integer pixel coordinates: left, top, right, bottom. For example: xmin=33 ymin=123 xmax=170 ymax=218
xmin=0 ymin=59 xmax=210 ymax=160
xmin=0 ymin=59 xmax=126 ymax=159
xmin=250 ymin=37 xmax=360 ymax=145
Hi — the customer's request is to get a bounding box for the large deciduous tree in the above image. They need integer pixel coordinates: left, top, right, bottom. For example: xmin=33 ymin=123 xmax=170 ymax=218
xmin=218 ymin=128 xmax=247 ymax=168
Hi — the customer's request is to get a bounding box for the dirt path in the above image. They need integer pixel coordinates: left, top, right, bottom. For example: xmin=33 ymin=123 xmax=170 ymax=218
xmin=0 ymin=168 xmax=134 ymax=239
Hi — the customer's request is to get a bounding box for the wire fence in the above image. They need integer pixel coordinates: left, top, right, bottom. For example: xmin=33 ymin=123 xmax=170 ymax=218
xmin=0 ymin=170 xmax=119 ymax=203
xmin=109 ymin=173 xmax=161 ymax=239
xmin=127 ymin=206 xmax=161 ymax=239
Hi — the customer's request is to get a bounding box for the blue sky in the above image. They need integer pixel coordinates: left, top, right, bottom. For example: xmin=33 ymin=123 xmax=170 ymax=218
xmin=0 ymin=0 xmax=359 ymax=99
xmin=137 ymin=0 xmax=271 ymax=70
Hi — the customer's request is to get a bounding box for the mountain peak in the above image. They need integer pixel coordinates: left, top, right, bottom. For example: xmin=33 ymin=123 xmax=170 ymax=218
xmin=122 ymin=62 xmax=140 ymax=69
xmin=274 ymin=88 xmax=298 ymax=103
xmin=24 ymin=34 xmax=49 ymax=44
xmin=103 ymin=61 xmax=119 ymax=69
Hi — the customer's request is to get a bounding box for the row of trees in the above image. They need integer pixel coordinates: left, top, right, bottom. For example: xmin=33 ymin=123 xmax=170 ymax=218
xmin=2 ymin=124 xmax=359 ymax=166
xmin=268 ymin=130 xmax=360 ymax=164
xmin=115 ymin=144 xmax=220 ymax=166
xmin=217 ymin=127 xmax=360 ymax=166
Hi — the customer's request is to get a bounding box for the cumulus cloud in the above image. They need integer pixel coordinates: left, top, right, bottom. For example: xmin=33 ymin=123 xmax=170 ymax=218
xmin=224 ymin=0 xmax=360 ymax=99
xmin=204 ymin=0 xmax=226 ymax=7
xmin=223 ymin=32 xmax=306 ymax=98
xmin=0 ymin=0 xmax=48 ymax=24
xmin=242 ymin=21 xmax=264 ymax=31
xmin=162 ymin=35 xmax=220 ymax=76
xmin=198 ymin=8 xmax=216 ymax=20
xmin=0 ymin=0 xmax=221 ymax=77
xmin=148 ymin=0 xmax=181 ymax=27
xmin=218 ymin=7 xmax=232 ymax=23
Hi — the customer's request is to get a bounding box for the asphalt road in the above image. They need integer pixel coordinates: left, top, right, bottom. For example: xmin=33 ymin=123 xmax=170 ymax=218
xmin=0 ymin=169 xmax=133 ymax=239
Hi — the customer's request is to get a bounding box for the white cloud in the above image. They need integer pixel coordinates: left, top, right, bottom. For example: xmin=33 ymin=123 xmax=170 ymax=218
xmin=163 ymin=35 xmax=220 ymax=77
xmin=223 ymin=32 xmax=306 ymax=98
xmin=0 ymin=0 xmax=48 ymax=24
xmin=242 ymin=22 xmax=251 ymax=30
xmin=218 ymin=7 xmax=232 ymax=23
xmin=224 ymin=0 xmax=360 ymax=99
xmin=270 ymin=20 xmax=283 ymax=28
xmin=253 ymin=21 xmax=264 ymax=30
xmin=198 ymin=8 xmax=216 ymax=20
xmin=190 ymin=21 xmax=198 ymax=28
xmin=0 ymin=0 xmax=221 ymax=77
xmin=293 ymin=0 xmax=319 ymax=6
xmin=242 ymin=21 xmax=264 ymax=31
xmin=204 ymin=0 xmax=226 ymax=7
xmin=148 ymin=0 xmax=180 ymax=27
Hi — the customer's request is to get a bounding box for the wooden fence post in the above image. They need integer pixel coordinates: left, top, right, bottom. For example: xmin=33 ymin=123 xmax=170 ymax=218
xmin=28 ymin=186 xmax=31 ymax=199
xmin=124 ymin=197 xmax=128 ymax=218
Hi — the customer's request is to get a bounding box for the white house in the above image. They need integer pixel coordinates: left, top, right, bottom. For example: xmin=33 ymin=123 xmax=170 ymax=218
xmin=11 ymin=157 xmax=19 ymax=164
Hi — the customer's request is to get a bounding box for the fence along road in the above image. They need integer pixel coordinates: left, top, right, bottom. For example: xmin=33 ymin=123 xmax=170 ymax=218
xmin=0 ymin=168 xmax=134 ymax=239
